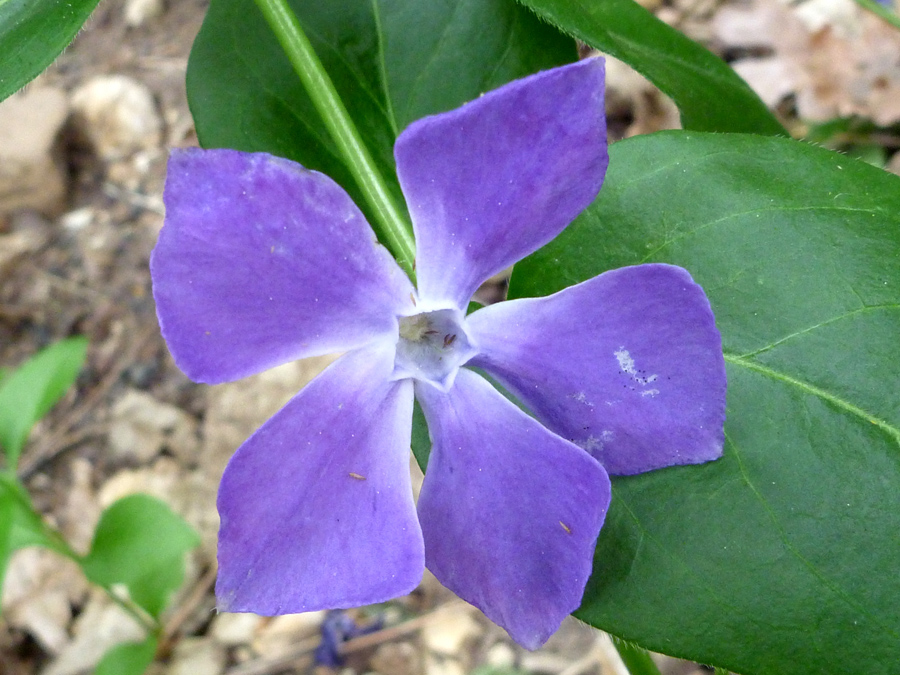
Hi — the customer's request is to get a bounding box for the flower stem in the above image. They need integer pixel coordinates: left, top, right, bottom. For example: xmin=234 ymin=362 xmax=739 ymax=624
xmin=851 ymin=0 xmax=900 ymax=30
xmin=611 ymin=638 xmax=664 ymax=675
xmin=251 ymin=0 xmax=417 ymax=279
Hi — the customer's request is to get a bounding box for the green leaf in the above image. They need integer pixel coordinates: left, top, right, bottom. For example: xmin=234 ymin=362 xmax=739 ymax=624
xmin=0 ymin=336 xmax=88 ymax=470
xmin=94 ymin=635 xmax=157 ymax=675
xmin=0 ymin=0 xmax=101 ymax=101
xmin=80 ymin=495 xmax=200 ymax=618
xmin=516 ymin=0 xmax=786 ymax=136
xmin=0 ymin=473 xmax=63 ymax=553
xmin=411 ymin=399 xmax=431 ymax=473
xmin=0 ymin=481 xmax=15 ymax=606
xmin=510 ymin=132 xmax=900 ymax=675
xmin=186 ymin=0 xmax=574 ymax=223
xmin=0 ymin=472 xmax=70 ymax=614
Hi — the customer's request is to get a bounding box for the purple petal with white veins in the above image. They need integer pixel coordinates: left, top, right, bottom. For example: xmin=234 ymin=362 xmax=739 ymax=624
xmin=216 ymin=343 xmax=423 ymax=614
xmin=415 ymin=370 xmax=610 ymax=649
xmin=467 ymin=264 xmax=726 ymax=475
xmin=151 ymin=148 xmax=413 ymax=384
xmin=395 ymin=59 xmax=608 ymax=309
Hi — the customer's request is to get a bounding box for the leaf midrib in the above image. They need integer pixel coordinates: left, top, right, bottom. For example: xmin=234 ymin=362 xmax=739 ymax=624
xmin=723 ymin=352 xmax=900 ymax=448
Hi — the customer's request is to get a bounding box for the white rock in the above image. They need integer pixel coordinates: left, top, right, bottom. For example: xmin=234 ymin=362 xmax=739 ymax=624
xmin=421 ymin=607 xmax=481 ymax=655
xmin=42 ymin=591 xmax=146 ymax=675
xmin=71 ymin=76 xmax=162 ymax=160
xmin=108 ymin=389 xmax=198 ymax=463
xmin=167 ymin=637 xmax=226 ymax=675
xmin=2 ymin=549 xmax=87 ymax=655
xmin=124 ymin=0 xmax=165 ymax=27
xmin=250 ymin=611 xmax=325 ymax=657
xmin=210 ymin=612 xmax=263 ymax=646
xmin=0 ymin=87 xmax=69 ymax=216
xmin=99 ymin=457 xmax=180 ymax=506
xmin=484 ymin=642 xmax=516 ymax=669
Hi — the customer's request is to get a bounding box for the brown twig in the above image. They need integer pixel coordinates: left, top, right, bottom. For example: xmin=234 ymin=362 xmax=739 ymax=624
xmin=157 ymin=563 xmax=219 ymax=658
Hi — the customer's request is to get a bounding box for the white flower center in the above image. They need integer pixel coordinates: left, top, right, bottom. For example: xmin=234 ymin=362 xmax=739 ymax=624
xmin=392 ymin=308 xmax=476 ymax=391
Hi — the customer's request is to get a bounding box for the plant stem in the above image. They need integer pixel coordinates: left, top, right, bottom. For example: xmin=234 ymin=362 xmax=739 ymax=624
xmin=611 ymin=638 xmax=665 ymax=675
xmin=252 ymin=0 xmax=417 ymax=279
xmin=851 ymin=0 xmax=900 ymax=30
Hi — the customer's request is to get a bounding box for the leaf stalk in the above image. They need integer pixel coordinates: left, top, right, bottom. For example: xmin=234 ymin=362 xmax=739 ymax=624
xmin=251 ymin=0 xmax=417 ymax=280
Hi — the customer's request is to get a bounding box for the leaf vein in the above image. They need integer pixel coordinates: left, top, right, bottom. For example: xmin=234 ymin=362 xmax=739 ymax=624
xmin=737 ymin=304 xmax=900 ymax=359
xmin=723 ymin=353 xmax=900 ymax=447
xmin=638 ymin=205 xmax=883 ymax=264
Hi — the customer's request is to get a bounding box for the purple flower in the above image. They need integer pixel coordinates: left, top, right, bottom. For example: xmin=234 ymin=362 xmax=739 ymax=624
xmin=150 ymin=58 xmax=726 ymax=649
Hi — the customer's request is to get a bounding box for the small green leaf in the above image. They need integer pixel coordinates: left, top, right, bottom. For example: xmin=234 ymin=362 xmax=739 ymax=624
xmin=0 ymin=481 xmax=16 ymax=606
xmin=0 ymin=472 xmax=71 ymax=615
xmin=511 ymin=132 xmax=900 ymax=675
xmin=94 ymin=635 xmax=157 ymax=675
xmin=0 ymin=472 xmax=64 ymax=555
xmin=80 ymin=495 xmax=200 ymax=618
xmin=0 ymin=336 xmax=88 ymax=470
xmin=0 ymin=0 xmax=102 ymax=101
xmin=516 ymin=0 xmax=786 ymax=136
xmin=186 ymin=0 xmax=574 ymax=227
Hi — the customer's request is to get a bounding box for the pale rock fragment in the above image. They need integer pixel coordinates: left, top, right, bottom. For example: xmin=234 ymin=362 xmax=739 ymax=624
xmin=124 ymin=0 xmax=166 ymax=27
xmin=0 ymin=87 xmax=69 ymax=216
xmin=108 ymin=388 xmax=199 ymax=463
xmin=42 ymin=590 xmax=146 ymax=675
xmin=167 ymin=637 xmax=226 ymax=675
xmin=370 ymin=641 xmax=422 ymax=675
xmin=2 ymin=550 xmax=87 ymax=655
xmin=0 ymin=211 xmax=51 ymax=270
xmin=71 ymin=76 xmax=162 ymax=160
xmin=421 ymin=605 xmax=481 ymax=655
xmin=484 ymin=642 xmax=516 ymax=669
xmin=210 ymin=612 xmax=263 ymax=646
xmin=249 ymin=611 xmax=326 ymax=658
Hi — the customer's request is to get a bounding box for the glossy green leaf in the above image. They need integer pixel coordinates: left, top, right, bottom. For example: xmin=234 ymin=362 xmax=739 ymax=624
xmin=511 ymin=132 xmax=900 ymax=675
xmin=94 ymin=635 xmax=157 ymax=675
xmin=0 ymin=0 xmax=101 ymax=101
xmin=186 ymin=0 xmax=574 ymax=222
xmin=0 ymin=336 xmax=88 ymax=470
xmin=80 ymin=495 xmax=200 ymax=618
xmin=516 ymin=0 xmax=785 ymax=136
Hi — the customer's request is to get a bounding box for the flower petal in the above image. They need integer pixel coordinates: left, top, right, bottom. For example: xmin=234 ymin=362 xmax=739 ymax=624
xmin=151 ymin=148 xmax=413 ymax=383
xmin=215 ymin=343 xmax=423 ymax=614
xmin=395 ymin=59 xmax=608 ymax=309
xmin=467 ymin=264 xmax=726 ymax=475
xmin=415 ymin=370 xmax=610 ymax=649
